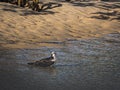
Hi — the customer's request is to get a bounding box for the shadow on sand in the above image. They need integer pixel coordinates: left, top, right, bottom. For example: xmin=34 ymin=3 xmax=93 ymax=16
xmin=68 ymin=1 xmax=120 ymax=21
xmin=0 ymin=2 xmax=62 ymax=16
xmin=22 ymin=2 xmax=62 ymax=16
xmin=91 ymin=10 xmax=120 ymax=21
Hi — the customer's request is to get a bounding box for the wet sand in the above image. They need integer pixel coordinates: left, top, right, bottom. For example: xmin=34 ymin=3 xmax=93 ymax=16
xmin=0 ymin=33 xmax=120 ymax=90
xmin=0 ymin=1 xmax=120 ymax=48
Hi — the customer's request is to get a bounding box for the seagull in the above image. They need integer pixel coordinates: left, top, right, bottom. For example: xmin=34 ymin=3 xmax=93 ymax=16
xmin=28 ymin=52 xmax=56 ymax=67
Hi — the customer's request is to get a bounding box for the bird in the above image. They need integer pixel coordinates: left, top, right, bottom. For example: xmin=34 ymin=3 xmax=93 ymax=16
xmin=27 ymin=52 xmax=56 ymax=67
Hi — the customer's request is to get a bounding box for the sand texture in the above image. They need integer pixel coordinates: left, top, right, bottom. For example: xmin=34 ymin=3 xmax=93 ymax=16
xmin=0 ymin=1 xmax=120 ymax=48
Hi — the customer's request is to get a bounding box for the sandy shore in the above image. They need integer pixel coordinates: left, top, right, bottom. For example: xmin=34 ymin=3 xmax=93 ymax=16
xmin=0 ymin=1 xmax=120 ymax=48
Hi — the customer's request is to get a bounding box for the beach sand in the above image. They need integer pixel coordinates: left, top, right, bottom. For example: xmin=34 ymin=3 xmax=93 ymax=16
xmin=0 ymin=1 xmax=120 ymax=48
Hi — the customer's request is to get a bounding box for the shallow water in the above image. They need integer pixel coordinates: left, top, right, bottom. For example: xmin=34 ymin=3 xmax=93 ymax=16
xmin=0 ymin=33 xmax=120 ymax=90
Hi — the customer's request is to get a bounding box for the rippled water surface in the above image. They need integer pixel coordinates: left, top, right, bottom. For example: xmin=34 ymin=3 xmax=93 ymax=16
xmin=0 ymin=33 xmax=120 ymax=90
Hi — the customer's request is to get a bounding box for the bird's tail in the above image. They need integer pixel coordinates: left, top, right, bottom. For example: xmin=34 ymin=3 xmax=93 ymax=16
xmin=27 ymin=62 xmax=34 ymax=65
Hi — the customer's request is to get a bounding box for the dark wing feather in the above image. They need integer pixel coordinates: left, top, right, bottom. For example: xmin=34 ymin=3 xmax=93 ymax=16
xmin=35 ymin=60 xmax=54 ymax=67
xmin=28 ymin=56 xmax=54 ymax=67
xmin=40 ymin=56 xmax=53 ymax=61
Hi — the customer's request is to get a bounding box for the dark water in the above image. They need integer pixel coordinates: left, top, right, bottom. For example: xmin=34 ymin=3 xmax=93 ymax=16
xmin=0 ymin=33 xmax=120 ymax=90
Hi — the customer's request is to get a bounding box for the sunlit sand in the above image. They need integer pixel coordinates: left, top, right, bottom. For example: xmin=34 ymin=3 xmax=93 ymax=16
xmin=0 ymin=1 xmax=120 ymax=48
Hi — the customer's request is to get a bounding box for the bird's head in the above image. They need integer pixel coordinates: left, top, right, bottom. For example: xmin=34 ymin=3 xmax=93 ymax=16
xmin=51 ymin=51 xmax=56 ymax=59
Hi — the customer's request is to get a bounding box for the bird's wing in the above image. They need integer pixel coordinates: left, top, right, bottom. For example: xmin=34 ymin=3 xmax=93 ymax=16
xmin=35 ymin=59 xmax=54 ymax=66
xmin=40 ymin=56 xmax=53 ymax=61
